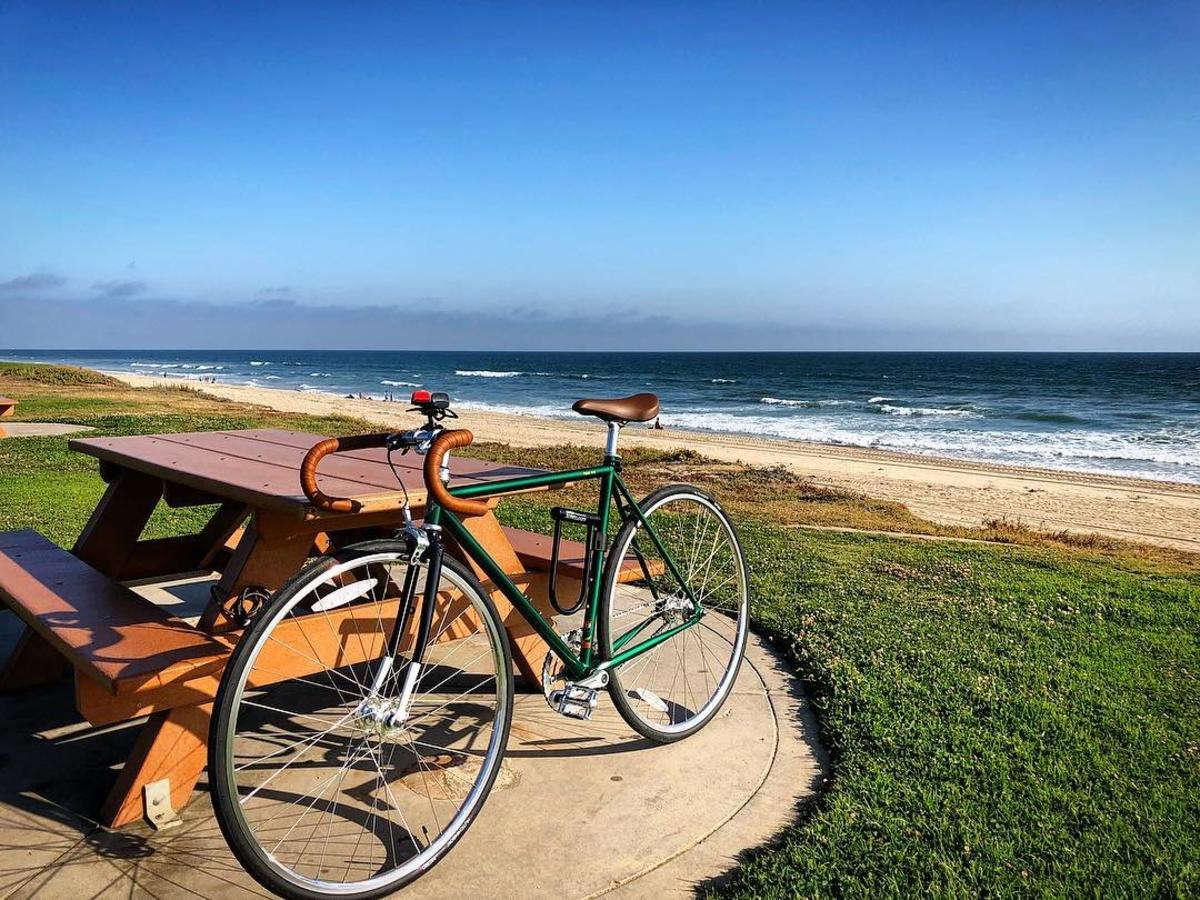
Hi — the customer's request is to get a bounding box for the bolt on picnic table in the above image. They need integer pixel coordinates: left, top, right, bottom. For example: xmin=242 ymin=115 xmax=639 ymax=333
xmin=0 ymin=428 xmax=591 ymax=829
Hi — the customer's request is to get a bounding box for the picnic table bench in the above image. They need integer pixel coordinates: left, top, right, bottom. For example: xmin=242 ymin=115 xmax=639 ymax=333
xmin=0 ymin=395 xmax=16 ymax=436
xmin=0 ymin=428 xmax=620 ymax=829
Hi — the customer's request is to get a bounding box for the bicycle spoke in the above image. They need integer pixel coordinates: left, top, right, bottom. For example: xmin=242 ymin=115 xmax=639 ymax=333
xmin=218 ymin=549 xmax=510 ymax=893
xmin=606 ymin=490 xmax=747 ymax=737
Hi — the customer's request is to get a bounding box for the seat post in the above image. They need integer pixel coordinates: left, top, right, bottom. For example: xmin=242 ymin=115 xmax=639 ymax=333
xmin=604 ymin=421 xmax=622 ymax=459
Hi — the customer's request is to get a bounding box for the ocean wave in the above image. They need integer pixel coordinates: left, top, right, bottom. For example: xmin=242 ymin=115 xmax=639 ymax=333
xmin=1009 ymin=410 xmax=1088 ymax=425
xmin=760 ymin=397 xmax=854 ymax=408
xmin=455 ymin=400 xmax=574 ymax=420
xmin=250 ymin=361 xmax=270 ymax=366
xmin=875 ymin=404 xmax=980 ymax=418
xmin=711 ymin=378 xmax=738 ymax=384
xmin=264 ymin=374 xmax=282 ymax=380
xmin=867 ymin=396 xmax=891 ymax=404
xmin=131 ymin=362 xmax=181 ymax=369
xmin=307 ymin=372 xmax=332 ymax=377
xmin=381 ymin=379 xmax=420 ymax=387
xmin=455 ymin=369 xmax=616 ymax=380
xmin=654 ymin=411 xmax=1200 ymax=482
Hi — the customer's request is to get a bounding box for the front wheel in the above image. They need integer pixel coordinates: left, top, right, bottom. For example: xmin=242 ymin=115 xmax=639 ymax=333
xmin=209 ymin=541 xmax=513 ymax=900
xmin=599 ymin=485 xmax=750 ymax=742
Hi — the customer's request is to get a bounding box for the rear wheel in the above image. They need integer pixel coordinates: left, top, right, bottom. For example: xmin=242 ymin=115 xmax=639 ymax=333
xmin=210 ymin=541 xmax=513 ymax=899
xmin=598 ymin=485 xmax=749 ymax=742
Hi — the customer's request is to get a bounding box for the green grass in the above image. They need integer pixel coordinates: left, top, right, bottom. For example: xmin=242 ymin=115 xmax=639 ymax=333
xmin=2 ymin=362 xmax=1198 ymax=895
xmin=720 ymin=525 xmax=1198 ymax=896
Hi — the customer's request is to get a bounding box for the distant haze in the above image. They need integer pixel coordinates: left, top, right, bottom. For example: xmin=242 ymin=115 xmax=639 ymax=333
xmin=1 ymin=3 xmax=1197 ymax=351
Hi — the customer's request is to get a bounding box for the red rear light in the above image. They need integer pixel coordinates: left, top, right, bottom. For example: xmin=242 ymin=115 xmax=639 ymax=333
xmin=411 ymin=390 xmax=431 ymax=404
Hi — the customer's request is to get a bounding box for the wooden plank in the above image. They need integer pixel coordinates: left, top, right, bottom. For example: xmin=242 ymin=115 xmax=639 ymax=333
xmin=71 ymin=434 xmax=400 ymax=515
xmin=71 ymin=429 xmax=559 ymax=520
xmin=160 ymin=431 xmax=409 ymax=492
xmin=237 ymin=428 xmax=550 ymax=484
xmin=160 ymin=481 xmax=224 ymax=507
xmin=0 ymin=396 xmax=15 ymax=417
xmin=501 ymin=526 xmax=655 ymax=583
xmin=77 ymin=587 xmax=475 ymax=723
xmin=0 ymin=531 xmax=228 ymax=695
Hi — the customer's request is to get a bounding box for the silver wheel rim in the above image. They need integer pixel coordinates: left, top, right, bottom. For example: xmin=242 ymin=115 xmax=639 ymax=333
xmin=606 ymin=493 xmax=749 ymax=735
xmin=219 ymin=552 xmax=509 ymax=895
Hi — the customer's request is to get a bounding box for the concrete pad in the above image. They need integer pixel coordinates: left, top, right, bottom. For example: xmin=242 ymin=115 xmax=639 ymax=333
xmin=0 ymin=608 xmax=825 ymax=898
xmin=0 ymin=423 xmax=95 ymax=438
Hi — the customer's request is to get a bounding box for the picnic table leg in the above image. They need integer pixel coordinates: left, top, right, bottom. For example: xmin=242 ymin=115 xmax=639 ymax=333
xmin=0 ymin=627 xmax=71 ymax=691
xmin=101 ymin=702 xmax=212 ymax=829
xmin=73 ymin=468 xmax=163 ymax=577
xmin=450 ymin=511 xmax=555 ymax=685
xmin=199 ymin=509 xmax=318 ymax=633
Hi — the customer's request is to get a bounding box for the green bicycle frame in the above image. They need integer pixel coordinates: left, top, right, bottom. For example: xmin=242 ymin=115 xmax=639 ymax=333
xmin=424 ymin=462 xmax=703 ymax=682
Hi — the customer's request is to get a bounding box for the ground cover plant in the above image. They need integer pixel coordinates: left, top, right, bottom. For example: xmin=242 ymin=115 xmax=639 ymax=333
xmin=1 ymin=363 xmax=1197 ymax=896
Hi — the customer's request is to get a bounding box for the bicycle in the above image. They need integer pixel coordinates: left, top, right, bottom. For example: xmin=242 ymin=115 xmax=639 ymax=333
xmin=209 ymin=390 xmax=750 ymax=898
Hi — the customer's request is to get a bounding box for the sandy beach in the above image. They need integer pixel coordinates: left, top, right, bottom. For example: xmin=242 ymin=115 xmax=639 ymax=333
xmin=113 ymin=372 xmax=1200 ymax=553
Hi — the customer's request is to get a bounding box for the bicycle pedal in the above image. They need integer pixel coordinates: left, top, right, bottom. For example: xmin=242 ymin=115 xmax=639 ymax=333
xmin=549 ymin=683 xmax=599 ymax=721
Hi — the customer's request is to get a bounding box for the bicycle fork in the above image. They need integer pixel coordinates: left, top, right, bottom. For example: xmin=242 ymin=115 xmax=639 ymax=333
xmin=357 ymin=527 xmax=444 ymax=730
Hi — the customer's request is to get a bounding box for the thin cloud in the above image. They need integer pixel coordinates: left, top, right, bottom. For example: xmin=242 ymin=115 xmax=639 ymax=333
xmin=258 ymin=286 xmax=292 ymax=296
xmin=93 ymin=279 xmax=148 ymax=298
xmin=0 ymin=272 xmax=67 ymax=292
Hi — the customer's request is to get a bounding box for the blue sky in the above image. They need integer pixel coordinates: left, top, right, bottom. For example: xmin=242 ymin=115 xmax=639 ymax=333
xmin=1 ymin=2 xmax=1197 ymax=350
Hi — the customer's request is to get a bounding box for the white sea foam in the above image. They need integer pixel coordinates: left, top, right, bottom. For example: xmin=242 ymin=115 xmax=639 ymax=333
xmin=308 ymin=372 xmax=332 ymax=377
xmin=456 ymin=370 xmax=521 ymax=378
xmin=876 ymin=404 xmax=980 ymax=418
xmin=131 ymin=362 xmax=181 ymax=369
xmin=456 ymin=400 xmax=574 ymax=420
xmin=760 ymin=397 xmax=853 ymax=408
xmin=381 ymin=379 xmax=420 ymax=387
xmin=867 ymin=396 xmax=890 ymax=404
xmin=651 ymin=410 xmax=1199 ymax=482
xmin=250 ymin=361 xmax=270 ymax=366
xmin=264 ymin=374 xmax=282 ymax=380
xmin=711 ymin=378 xmax=738 ymax=384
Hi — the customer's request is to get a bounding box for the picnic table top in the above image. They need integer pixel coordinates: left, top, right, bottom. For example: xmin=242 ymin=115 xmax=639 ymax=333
xmin=69 ymin=427 xmax=550 ymax=517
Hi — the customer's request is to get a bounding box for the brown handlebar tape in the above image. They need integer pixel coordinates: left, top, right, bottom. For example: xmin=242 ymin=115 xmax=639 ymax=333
xmin=300 ymin=432 xmax=392 ymax=513
xmin=424 ymin=429 xmax=489 ymax=518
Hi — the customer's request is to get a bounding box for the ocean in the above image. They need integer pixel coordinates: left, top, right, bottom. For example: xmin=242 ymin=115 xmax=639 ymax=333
xmin=5 ymin=349 xmax=1199 ymax=484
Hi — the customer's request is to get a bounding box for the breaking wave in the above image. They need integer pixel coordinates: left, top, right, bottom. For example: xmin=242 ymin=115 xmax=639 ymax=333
xmin=874 ymin=404 xmax=981 ymax=419
xmin=760 ymin=397 xmax=854 ymax=408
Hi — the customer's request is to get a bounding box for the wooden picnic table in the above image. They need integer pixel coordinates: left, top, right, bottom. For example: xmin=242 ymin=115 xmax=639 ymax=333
xmin=0 ymin=427 xmax=574 ymax=828
xmin=0 ymin=395 xmax=15 ymax=437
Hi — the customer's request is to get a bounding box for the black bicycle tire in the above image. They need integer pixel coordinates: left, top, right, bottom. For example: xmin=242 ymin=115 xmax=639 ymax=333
xmin=598 ymin=484 xmax=750 ymax=743
xmin=209 ymin=540 xmax=514 ymax=900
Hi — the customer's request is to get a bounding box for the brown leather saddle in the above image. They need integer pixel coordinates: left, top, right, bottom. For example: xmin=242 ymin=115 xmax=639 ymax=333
xmin=571 ymin=392 xmax=660 ymax=424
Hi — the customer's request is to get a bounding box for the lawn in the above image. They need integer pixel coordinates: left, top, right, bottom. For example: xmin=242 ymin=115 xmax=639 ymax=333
xmin=1 ymin=363 xmax=1197 ymax=896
